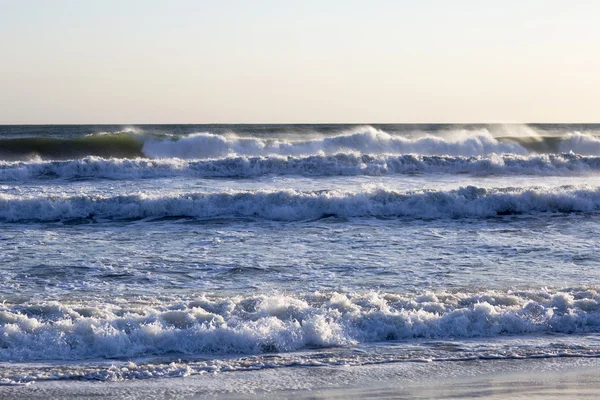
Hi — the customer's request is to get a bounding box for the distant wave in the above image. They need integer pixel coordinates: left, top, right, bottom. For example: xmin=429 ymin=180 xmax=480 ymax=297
xmin=3 ymin=127 xmax=600 ymax=161
xmin=2 ymin=153 xmax=600 ymax=181
xmin=1 ymin=288 xmax=600 ymax=362
xmin=141 ymin=130 xmax=600 ymax=159
xmin=2 ymin=185 xmax=600 ymax=222
xmin=141 ymin=128 xmax=527 ymax=158
xmin=0 ymin=132 xmax=145 ymax=160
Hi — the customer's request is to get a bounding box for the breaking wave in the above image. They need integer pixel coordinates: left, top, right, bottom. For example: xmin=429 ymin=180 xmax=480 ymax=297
xmin=2 ymin=153 xmax=600 ymax=181
xmin=1 ymin=289 xmax=600 ymax=362
xmin=141 ymin=128 xmax=527 ymax=158
xmin=1 ymin=185 xmax=600 ymax=222
xmin=2 ymin=127 xmax=600 ymax=161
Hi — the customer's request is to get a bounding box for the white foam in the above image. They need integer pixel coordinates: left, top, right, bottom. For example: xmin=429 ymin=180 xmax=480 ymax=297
xmin=1 ymin=153 xmax=599 ymax=181
xmin=1 ymin=289 xmax=600 ymax=362
xmin=141 ymin=127 xmax=527 ymax=159
xmin=559 ymin=132 xmax=600 ymax=155
xmin=0 ymin=157 xmax=190 ymax=181
xmin=1 ymin=185 xmax=599 ymax=222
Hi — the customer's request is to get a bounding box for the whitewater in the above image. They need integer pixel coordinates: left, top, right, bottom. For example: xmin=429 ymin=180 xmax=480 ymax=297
xmin=2 ymin=124 xmax=600 ymax=394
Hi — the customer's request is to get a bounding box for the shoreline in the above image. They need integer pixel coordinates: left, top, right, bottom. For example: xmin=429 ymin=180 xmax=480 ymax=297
xmin=285 ymin=358 xmax=600 ymax=399
xmin=2 ymin=357 xmax=600 ymax=399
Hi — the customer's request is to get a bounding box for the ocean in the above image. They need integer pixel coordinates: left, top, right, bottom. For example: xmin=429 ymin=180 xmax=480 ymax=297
xmin=1 ymin=124 xmax=600 ymax=396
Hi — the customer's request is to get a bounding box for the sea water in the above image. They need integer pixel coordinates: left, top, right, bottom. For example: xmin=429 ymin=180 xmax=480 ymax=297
xmin=1 ymin=124 xmax=600 ymax=392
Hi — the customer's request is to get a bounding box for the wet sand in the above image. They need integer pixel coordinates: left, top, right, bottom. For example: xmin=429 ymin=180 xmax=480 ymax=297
xmin=290 ymin=359 xmax=600 ymax=399
xmin=3 ymin=357 xmax=600 ymax=399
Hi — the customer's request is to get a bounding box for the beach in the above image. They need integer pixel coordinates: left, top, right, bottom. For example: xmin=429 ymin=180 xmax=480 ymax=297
xmin=1 ymin=124 xmax=600 ymax=397
xmin=3 ymin=0 xmax=599 ymax=397
xmin=2 ymin=357 xmax=599 ymax=399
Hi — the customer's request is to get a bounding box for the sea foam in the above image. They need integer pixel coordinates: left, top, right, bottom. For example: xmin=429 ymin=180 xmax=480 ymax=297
xmin=1 ymin=153 xmax=600 ymax=181
xmin=1 ymin=185 xmax=600 ymax=222
xmin=3 ymin=126 xmax=600 ymax=161
xmin=141 ymin=128 xmax=527 ymax=159
xmin=1 ymin=289 xmax=600 ymax=362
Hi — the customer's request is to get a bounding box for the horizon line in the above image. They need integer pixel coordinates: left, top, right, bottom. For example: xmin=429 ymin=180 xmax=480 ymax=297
xmin=1 ymin=122 xmax=600 ymax=126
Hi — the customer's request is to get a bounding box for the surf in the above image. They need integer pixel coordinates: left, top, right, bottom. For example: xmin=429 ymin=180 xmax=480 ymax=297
xmin=2 ymin=185 xmax=600 ymax=222
xmin=3 ymin=126 xmax=600 ymax=161
xmin=1 ymin=153 xmax=600 ymax=181
xmin=1 ymin=288 xmax=599 ymax=362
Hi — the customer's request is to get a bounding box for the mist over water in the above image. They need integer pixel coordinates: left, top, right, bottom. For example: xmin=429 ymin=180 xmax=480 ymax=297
xmin=2 ymin=124 xmax=600 ymax=386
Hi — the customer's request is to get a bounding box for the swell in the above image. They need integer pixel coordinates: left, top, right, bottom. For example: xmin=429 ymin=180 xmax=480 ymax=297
xmin=1 ymin=289 xmax=599 ymax=362
xmin=0 ymin=133 xmax=145 ymax=160
xmin=1 ymin=185 xmax=600 ymax=222
xmin=3 ymin=128 xmax=600 ymax=161
xmin=1 ymin=153 xmax=600 ymax=181
xmin=142 ymin=130 xmax=600 ymax=158
xmin=140 ymin=128 xmax=527 ymax=158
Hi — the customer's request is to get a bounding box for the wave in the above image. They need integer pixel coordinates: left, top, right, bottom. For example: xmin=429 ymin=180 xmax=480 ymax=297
xmin=3 ymin=127 xmax=600 ymax=161
xmin=141 ymin=128 xmax=528 ymax=158
xmin=5 ymin=346 xmax=599 ymax=385
xmin=1 ymin=288 xmax=600 ymax=362
xmin=142 ymin=130 xmax=600 ymax=159
xmin=0 ymin=132 xmax=145 ymax=160
xmin=2 ymin=153 xmax=600 ymax=181
xmin=1 ymin=185 xmax=600 ymax=222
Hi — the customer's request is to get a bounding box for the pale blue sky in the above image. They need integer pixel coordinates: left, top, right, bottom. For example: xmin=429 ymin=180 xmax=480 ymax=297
xmin=1 ymin=0 xmax=598 ymax=123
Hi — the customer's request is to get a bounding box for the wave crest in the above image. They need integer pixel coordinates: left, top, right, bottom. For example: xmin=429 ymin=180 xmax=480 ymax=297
xmin=141 ymin=128 xmax=527 ymax=158
xmin=3 ymin=153 xmax=600 ymax=181
xmin=1 ymin=289 xmax=600 ymax=361
xmin=1 ymin=185 xmax=600 ymax=222
xmin=3 ymin=127 xmax=600 ymax=160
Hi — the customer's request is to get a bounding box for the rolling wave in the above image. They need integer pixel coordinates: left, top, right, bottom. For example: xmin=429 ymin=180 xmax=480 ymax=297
xmin=1 ymin=153 xmax=600 ymax=181
xmin=0 ymin=132 xmax=145 ymax=160
xmin=2 ymin=127 xmax=600 ymax=161
xmin=1 ymin=185 xmax=600 ymax=222
xmin=141 ymin=128 xmax=526 ymax=158
xmin=1 ymin=289 xmax=599 ymax=362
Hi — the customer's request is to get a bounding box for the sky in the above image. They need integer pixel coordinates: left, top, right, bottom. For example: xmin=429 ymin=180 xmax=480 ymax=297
xmin=0 ymin=0 xmax=598 ymax=124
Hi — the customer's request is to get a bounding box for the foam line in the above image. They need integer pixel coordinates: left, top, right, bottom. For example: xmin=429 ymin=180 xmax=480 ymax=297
xmin=1 ymin=289 xmax=599 ymax=361
xmin=1 ymin=185 xmax=600 ymax=222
